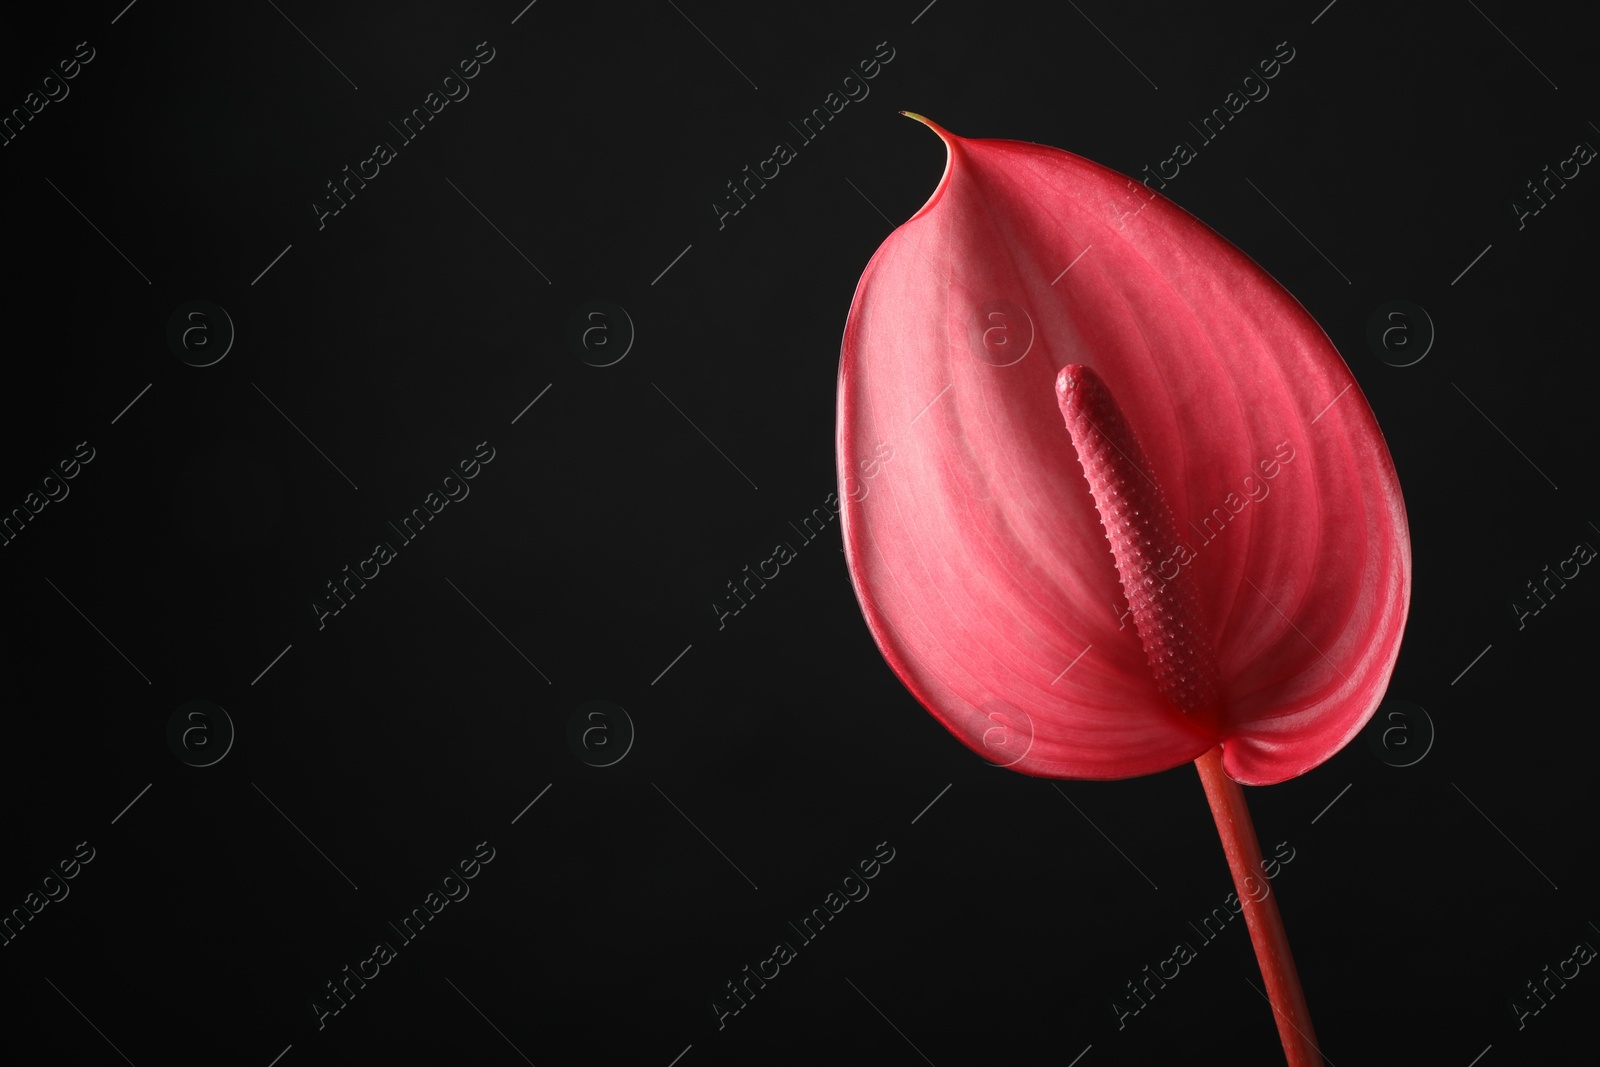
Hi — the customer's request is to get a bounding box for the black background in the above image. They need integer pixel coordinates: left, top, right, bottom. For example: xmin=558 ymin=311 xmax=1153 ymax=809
xmin=1 ymin=1 xmax=1596 ymax=1064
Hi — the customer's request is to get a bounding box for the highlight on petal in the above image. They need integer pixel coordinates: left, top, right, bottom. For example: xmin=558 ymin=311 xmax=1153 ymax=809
xmin=836 ymin=116 xmax=1410 ymax=785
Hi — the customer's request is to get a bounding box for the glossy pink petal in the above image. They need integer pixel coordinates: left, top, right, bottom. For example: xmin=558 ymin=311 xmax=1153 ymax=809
xmin=837 ymin=118 xmax=1410 ymax=785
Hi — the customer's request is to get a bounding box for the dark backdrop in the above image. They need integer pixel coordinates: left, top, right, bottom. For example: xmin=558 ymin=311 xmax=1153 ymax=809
xmin=1 ymin=1 xmax=1595 ymax=1064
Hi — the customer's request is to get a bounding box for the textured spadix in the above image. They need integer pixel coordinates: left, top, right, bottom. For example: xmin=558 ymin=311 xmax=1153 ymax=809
xmin=837 ymin=118 xmax=1410 ymax=785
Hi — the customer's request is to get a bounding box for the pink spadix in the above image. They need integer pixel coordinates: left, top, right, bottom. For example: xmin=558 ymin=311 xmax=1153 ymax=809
xmin=1055 ymin=364 xmax=1220 ymax=725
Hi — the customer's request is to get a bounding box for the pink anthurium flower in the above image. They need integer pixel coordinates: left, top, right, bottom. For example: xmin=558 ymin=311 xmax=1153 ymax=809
xmin=837 ymin=115 xmax=1410 ymax=1065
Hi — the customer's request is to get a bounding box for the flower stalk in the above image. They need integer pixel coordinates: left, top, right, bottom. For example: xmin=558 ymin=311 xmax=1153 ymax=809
xmin=1194 ymin=744 xmax=1322 ymax=1066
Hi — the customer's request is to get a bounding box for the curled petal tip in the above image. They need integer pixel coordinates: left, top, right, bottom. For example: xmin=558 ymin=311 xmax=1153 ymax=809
xmin=899 ymin=111 xmax=957 ymax=141
xmin=898 ymin=112 xmax=959 ymax=222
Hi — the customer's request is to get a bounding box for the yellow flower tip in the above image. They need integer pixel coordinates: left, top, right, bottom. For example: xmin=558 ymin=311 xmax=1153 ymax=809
xmin=900 ymin=111 xmax=960 ymax=146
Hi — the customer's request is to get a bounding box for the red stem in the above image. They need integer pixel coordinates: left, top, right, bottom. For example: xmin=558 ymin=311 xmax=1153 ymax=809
xmin=1193 ymin=745 xmax=1322 ymax=1066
